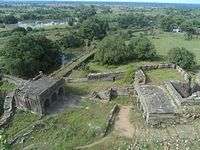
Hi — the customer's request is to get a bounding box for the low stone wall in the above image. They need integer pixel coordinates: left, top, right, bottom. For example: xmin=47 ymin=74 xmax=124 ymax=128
xmin=103 ymin=104 xmax=120 ymax=137
xmin=165 ymin=81 xmax=200 ymax=106
xmin=0 ymin=91 xmax=15 ymax=127
xmin=134 ymin=69 xmax=146 ymax=85
xmin=165 ymin=81 xmax=183 ymax=106
xmin=137 ymin=63 xmax=190 ymax=83
xmin=3 ymin=75 xmax=26 ymax=86
xmin=90 ymin=87 xmax=134 ymax=101
xmin=87 ymin=71 xmax=124 ymax=81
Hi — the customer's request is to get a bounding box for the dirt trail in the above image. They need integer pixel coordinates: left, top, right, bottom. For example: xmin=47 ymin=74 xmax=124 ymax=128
xmin=114 ymin=106 xmax=135 ymax=138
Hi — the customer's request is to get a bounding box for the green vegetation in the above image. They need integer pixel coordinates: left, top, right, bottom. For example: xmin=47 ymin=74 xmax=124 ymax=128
xmin=8 ymin=99 xmax=115 ymax=149
xmin=168 ymin=47 xmax=196 ymax=69
xmin=128 ymin=35 xmax=157 ymax=60
xmin=0 ymin=81 xmax=15 ymax=116
xmin=79 ymin=16 xmax=109 ymax=41
xmin=146 ymin=68 xmax=184 ymax=85
xmin=0 ymin=34 xmax=61 ymax=78
xmin=95 ymin=35 xmax=127 ymax=65
xmin=5 ymin=110 xmax=39 ymax=139
xmin=95 ymin=35 xmax=156 ymax=65
xmin=2 ymin=2 xmax=200 ymax=150
xmin=150 ymin=32 xmax=200 ymax=64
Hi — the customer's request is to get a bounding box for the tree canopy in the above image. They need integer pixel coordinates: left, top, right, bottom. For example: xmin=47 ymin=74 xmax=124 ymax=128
xmin=0 ymin=34 xmax=61 ymax=78
xmin=128 ymin=35 xmax=157 ymax=60
xmin=168 ymin=47 xmax=196 ymax=69
xmin=79 ymin=17 xmax=109 ymax=41
xmin=95 ymin=35 xmax=157 ymax=65
xmin=95 ymin=35 xmax=127 ymax=65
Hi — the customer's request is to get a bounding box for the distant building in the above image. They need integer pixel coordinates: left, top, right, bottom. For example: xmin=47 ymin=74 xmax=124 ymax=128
xmin=172 ymin=27 xmax=181 ymax=33
xmin=14 ymin=72 xmax=65 ymax=115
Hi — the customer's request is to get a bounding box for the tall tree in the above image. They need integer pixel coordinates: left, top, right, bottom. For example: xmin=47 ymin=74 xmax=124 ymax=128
xmin=0 ymin=34 xmax=61 ymax=78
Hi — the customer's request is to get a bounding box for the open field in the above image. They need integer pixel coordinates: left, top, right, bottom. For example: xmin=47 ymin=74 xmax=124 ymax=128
xmin=150 ymin=32 xmax=200 ymax=64
xmin=146 ymin=68 xmax=184 ymax=85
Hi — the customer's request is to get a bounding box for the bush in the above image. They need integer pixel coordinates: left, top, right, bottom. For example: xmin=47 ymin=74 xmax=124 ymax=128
xmin=168 ymin=47 xmax=196 ymax=69
xmin=128 ymin=35 xmax=157 ymax=60
xmin=0 ymin=34 xmax=61 ymax=78
xmin=95 ymin=35 xmax=157 ymax=65
xmin=122 ymin=65 xmax=135 ymax=84
xmin=94 ymin=35 xmax=127 ymax=65
xmin=59 ymin=33 xmax=84 ymax=49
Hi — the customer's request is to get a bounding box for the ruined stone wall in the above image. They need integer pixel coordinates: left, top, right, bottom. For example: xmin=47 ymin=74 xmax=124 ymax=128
xmin=165 ymin=81 xmax=183 ymax=106
xmin=0 ymin=91 xmax=15 ymax=127
xmin=171 ymin=81 xmax=190 ymax=98
xmin=137 ymin=63 xmax=190 ymax=83
xmin=103 ymin=104 xmax=120 ymax=137
xmin=87 ymin=71 xmax=124 ymax=81
xmin=3 ymin=75 xmax=27 ymax=86
xmin=134 ymin=69 xmax=146 ymax=85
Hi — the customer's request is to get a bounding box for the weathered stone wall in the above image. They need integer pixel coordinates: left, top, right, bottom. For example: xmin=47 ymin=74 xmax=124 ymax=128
xmin=165 ymin=81 xmax=183 ymax=106
xmin=137 ymin=63 xmax=190 ymax=83
xmin=3 ymin=75 xmax=27 ymax=86
xmin=103 ymin=104 xmax=120 ymax=137
xmin=0 ymin=91 xmax=15 ymax=127
xmin=87 ymin=71 xmax=124 ymax=81
xmin=134 ymin=69 xmax=146 ymax=85
xmin=171 ymin=81 xmax=190 ymax=98
xmin=90 ymin=87 xmax=134 ymax=101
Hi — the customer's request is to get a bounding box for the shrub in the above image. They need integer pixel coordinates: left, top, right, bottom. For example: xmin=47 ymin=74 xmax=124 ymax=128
xmin=59 ymin=33 xmax=84 ymax=49
xmin=122 ymin=65 xmax=135 ymax=84
xmin=168 ymin=47 xmax=196 ymax=69
xmin=0 ymin=34 xmax=61 ymax=78
xmin=128 ymin=35 xmax=157 ymax=60
xmin=94 ymin=35 xmax=127 ymax=65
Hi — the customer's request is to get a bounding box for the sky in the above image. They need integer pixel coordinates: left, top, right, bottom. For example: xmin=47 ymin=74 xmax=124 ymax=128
xmin=66 ymin=0 xmax=200 ymax=4
xmin=5 ymin=0 xmax=200 ymax=4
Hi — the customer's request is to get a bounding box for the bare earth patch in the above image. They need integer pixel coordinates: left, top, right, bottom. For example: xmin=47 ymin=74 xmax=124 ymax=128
xmin=114 ymin=106 xmax=135 ymax=138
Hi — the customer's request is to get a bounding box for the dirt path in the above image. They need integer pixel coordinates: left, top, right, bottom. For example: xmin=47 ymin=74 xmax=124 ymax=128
xmin=114 ymin=106 xmax=135 ymax=138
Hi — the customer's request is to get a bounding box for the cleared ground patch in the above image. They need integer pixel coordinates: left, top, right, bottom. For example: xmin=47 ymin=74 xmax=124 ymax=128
xmin=146 ymin=68 xmax=184 ymax=85
xmin=150 ymin=32 xmax=200 ymax=64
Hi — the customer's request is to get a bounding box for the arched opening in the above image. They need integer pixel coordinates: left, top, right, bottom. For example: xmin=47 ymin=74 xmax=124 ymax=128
xmin=51 ymin=93 xmax=57 ymax=103
xmin=58 ymin=87 xmax=64 ymax=96
xmin=44 ymin=99 xmax=50 ymax=109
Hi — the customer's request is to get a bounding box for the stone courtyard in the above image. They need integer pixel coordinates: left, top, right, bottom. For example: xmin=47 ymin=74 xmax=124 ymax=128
xmin=134 ymin=63 xmax=200 ymax=126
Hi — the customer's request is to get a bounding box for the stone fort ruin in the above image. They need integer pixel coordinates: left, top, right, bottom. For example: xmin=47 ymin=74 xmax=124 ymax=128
xmin=134 ymin=63 xmax=200 ymax=126
xmin=14 ymin=72 xmax=65 ymax=115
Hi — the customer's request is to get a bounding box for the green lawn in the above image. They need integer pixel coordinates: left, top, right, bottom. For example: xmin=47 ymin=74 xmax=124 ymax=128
xmin=146 ymin=68 xmax=184 ymax=85
xmin=10 ymin=99 xmax=115 ymax=149
xmin=150 ymin=32 xmax=200 ymax=64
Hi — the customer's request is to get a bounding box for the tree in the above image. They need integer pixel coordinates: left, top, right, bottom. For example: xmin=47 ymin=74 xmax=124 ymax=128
xmin=59 ymin=33 xmax=84 ymax=49
xmin=160 ymin=16 xmax=175 ymax=32
xmin=68 ymin=17 xmax=75 ymax=26
xmin=76 ymin=6 xmax=96 ymax=23
xmin=26 ymin=27 xmax=33 ymax=32
xmin=95 ymin=35 xmax=127 ymax=65
xmin=3 ymin=15 xmax=18 ymax=24
xmin=168 ymin=47 xmax=196 ymax=69
xmin=79 ymin=17 xmax=109 ymax=41
xmin=12 ymin=27 xmax=27 ymax=35
xmin=118 ymin=13 xmax=151 ymax=29
xmin=0 ymin=34 xmax=61 ymax=78
xmin=128 ymin=35 xmax=157 ymax=60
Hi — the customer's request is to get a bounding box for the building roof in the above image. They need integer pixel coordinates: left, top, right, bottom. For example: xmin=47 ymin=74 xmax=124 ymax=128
xmin=135 ymin=85 xmax=175 ymax=114
xmin=17 ymin=75 xmax=62 ymax=97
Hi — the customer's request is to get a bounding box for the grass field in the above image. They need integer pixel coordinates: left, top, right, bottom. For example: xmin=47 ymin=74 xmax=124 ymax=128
xmin=146 ymin=68 xmax=184 ymax=85
xmin=150 ymin=32 xmax=200 ymax=64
